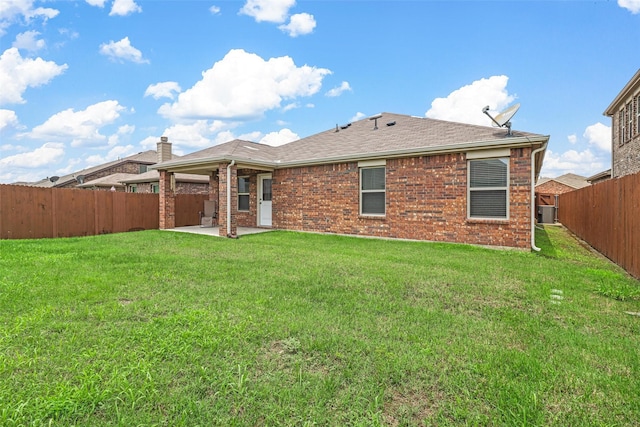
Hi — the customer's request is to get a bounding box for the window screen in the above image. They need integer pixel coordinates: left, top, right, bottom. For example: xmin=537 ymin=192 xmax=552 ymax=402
xmin=360 ymin=167 xmax=385 ymax=215
xmin=468 ymin=158 xmax=508 ymax=219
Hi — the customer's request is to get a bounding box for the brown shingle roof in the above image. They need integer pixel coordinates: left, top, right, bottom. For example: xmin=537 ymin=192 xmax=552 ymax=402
xmin=536 ymin=173 xmax=590 ymax=189
xmin=154 ymin=112 xmax=548 ymax=171
xmin=29 ymin=150 xmax=160 ymax=188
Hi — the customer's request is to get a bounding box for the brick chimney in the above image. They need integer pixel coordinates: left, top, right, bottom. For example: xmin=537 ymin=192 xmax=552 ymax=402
xmin=157 ymin=136 xmax=172 ymax=164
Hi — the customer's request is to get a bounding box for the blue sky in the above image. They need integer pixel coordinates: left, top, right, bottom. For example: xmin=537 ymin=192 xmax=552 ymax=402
xmin=1 ymin=0 xmax=639 ymax=184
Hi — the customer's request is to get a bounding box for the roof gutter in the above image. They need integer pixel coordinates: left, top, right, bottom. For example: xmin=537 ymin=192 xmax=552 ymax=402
xmin=531 ymin=141 xmax=548 ymax=252
xmin=227 ymin=160 xmax=236 ymax=238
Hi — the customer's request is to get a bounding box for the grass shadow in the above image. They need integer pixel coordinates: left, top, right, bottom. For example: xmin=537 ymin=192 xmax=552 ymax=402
xmin=534 ymin=225 xmax=557 ymax=258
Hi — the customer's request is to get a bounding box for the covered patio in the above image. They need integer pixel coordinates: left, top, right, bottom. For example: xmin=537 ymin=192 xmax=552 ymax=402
xmin=164 ymin=226 xmax=274 ymax=238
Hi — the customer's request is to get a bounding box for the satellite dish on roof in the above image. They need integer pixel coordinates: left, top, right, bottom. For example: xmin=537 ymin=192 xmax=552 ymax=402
xmin=482 ymin=103 xmax=520 ymax=136
xmin=49 ymin=176 xmax=59 ymax=183
xmin=75 ymin=175 xmax=85 ymax=184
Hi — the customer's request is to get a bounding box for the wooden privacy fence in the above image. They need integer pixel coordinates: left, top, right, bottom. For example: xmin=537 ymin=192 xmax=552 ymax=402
xmin=558 ymin=172 xmax=640 ymax=279
xmin=0 ymin=185 xmax=209 ymax=239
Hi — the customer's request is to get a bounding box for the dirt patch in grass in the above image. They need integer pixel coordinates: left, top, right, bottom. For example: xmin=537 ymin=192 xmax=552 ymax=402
xmin=382 ymin=384 xmax=445 ymax=426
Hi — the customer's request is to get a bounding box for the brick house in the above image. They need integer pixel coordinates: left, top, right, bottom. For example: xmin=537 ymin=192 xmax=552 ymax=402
xmin=152 ymin=112 xmax=549 ymax=249
xmin=535 ymin=173 xmax=589 ymax=203
xmin=120 ymin=139 xmax=209 ymax=195
xmin=604 ymin=68 xmax=640 ymax=178
xmin=26 ymin=150 xmax=158 ymax=189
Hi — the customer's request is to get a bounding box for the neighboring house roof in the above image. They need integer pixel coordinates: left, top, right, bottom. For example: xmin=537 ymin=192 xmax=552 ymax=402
xmin=604 ymin=68 xmax=640 ymax=116
xmin=586 ymin=169 xmax=612 ymax=183
xmin=28 ymin=150 xmax=160 ymax=188
xmin=77 ymin=173 xmax=138 ymax=189
xmin=119 ymin=170 xmax=210 ymax=184
xmin=152 ymin=112 xmax=549 ymax=177
xmin=536 ymin=173 xmax=590 ymax=190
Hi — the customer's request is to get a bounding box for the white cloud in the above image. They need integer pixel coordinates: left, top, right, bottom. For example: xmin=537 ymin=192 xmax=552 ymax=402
xmin=0 ymin=0 xmax=59 ymax=36
xmin=0 ymin=109 xmax=19 ymax=131
xmin=325 ymin=81 xmax=352 ymax=97
xmin=583 ymin=122 xmax=611 ymax=152
xmin=107 ymin=124 xmax=135 ymax=146
xmin=279 ymin=12 xmax=315 ymax=37
xmin=110 ymin=0 xmax=142 ymax=16
xmin=350 ymin=112 xmax=366 ymax=122
xmin=426 ymin=75 xmax=515 ymax=126
xmin=158 ymin=49 xmax=331 ymax=120
xmin=540 ymin=148 xmax=607 ymax=178
xmin=0 ymin=142 xmax=64 ymax=168
xmin=282 ymin=102 xmax=298 ymax=112
xmin=618 ymin=0 xmax=640 ymax=13
xmin=240 ymin=0 xmax=295 ymax=23
xmin=0 ymin=47 xmax=68 ymax=105
xmin=13 ymin=30 xmax=45 ymax=52
xmin=210 ymin=5 xmax=221 ymax=15
xmin=86 ymin=0 xmax=107 ymax=7
xmin=567 ymin=134 xmax=577 ymax=144
xmin=141 ymin=120 xmax=236 ymax=151
xmin=99 ymin=37 xmax=149 ymax=64
xmin=144 ymin=81 xmax=182 ymax=100
xmin=85 ymin=145 xmax=136 ymax=167
xmin=28 ymin=100 xmax=126 ymax=147
xmin=259 ymin=128 xmax=299 ymax=146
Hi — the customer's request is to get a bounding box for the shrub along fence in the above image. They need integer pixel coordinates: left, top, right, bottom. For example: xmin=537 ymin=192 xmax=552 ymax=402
xmin=0 ymin=185 xmax=209 ymax=239
xmin=558 ymin=172 xmax=639 ymax=279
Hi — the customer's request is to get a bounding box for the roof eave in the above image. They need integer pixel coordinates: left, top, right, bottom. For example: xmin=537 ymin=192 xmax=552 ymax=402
xmin=603 ymin=68 xmax=640 ymax=116
xmin=276 ymin=135 xmax=549 ymax=168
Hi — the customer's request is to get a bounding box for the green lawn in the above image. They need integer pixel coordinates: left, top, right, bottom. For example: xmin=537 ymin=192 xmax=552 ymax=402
xmin=0 ymin=226 xmax=638 ymax=426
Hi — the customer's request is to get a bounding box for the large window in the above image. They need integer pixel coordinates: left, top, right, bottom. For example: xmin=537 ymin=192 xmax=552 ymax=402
xmin=360 ymin=167 xmax=385 ymax=215
xmin=238 ymin=176 xmax=250 ymax=211
xmin=468 ymin=158 xmax=509 ymax=219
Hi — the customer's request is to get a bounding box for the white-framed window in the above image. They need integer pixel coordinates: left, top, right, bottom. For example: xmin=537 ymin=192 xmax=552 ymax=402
xmin=128 ymin=184 xmax=137 ymax=193
xmin=619 ymin=110 xmax=626 ymax=146
xmin=238 ymin=176 xmax=250 ymax=211
xmin=151 ymin=183 xmax=159 ymax=194
xmin=139 ymin=164 xmax=148 ymax=174
xmin=360 ymin=166 xmax=385 ymax=216
xmin=636 ymin=95 xmax=640 ymax=136
xmin=627 ymin=101 xmax=633 ymax=141
xmin=468 ymin=157 xmax=509 ymax=219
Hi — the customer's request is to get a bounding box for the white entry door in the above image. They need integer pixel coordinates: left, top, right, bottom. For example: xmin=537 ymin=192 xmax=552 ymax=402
xmin=258 ymin=174 xmax=272 ymax=227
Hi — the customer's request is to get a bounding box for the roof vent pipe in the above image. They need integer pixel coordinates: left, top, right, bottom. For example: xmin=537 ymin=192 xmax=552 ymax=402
xmin=369 ymin=113 xmax=382 ymax=130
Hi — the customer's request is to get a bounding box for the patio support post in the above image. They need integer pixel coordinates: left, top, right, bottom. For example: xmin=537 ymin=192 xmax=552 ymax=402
xmin=218 ymin=162 xmax=238 ymax=237
xmin=159 ymin=170 xmax=175 ymax=229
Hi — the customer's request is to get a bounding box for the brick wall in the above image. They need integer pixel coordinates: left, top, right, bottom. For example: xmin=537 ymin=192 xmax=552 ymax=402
xmin=273 ymin=149 xmax=533 ymax=248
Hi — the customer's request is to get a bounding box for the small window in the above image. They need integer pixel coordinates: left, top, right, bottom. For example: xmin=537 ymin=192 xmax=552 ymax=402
xmin=238 ymin=176 xmax=250 ymax=211
xmin=360 ymin=167 xmax=385 ymax=215
xmin=468 ymin=158 xmax=509 ymax=219
xmin=128 ymin=184 xmax=137 ymax=193
xmin=139 ymin=164 xmax=148 ymax=174
xmin=151 ymin=184 xmax=159 ymax=194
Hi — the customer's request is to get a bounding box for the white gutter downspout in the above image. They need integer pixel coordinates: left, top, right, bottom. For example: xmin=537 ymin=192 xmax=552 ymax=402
xmin=227 ymin=160 xmax=235 ymax=237
xmin=531 ymin=142 xmax=548 ymax=251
